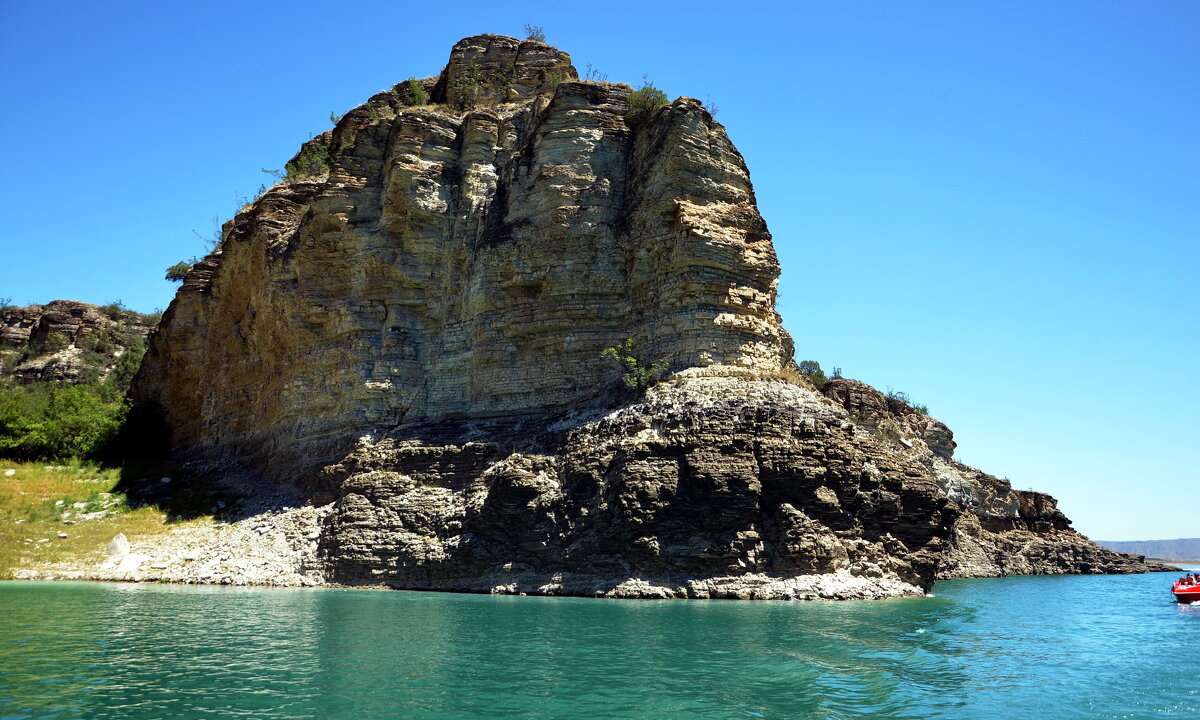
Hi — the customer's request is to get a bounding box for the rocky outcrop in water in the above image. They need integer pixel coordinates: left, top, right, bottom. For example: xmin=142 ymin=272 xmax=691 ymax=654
xmin=127 ymin=34 xmax=1166 ymax=598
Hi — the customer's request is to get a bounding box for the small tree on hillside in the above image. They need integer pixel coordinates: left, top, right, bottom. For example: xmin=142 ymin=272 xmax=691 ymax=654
xmin=797 ymin=360 xmax=827 ymax=389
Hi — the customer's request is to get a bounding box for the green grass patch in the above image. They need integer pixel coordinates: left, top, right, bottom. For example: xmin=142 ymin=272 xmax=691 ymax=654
xmin=0 ymin=460 xmax=210 ymax=578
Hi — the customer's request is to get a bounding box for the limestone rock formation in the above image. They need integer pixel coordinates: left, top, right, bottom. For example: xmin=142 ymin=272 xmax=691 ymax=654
xmin=135 ymin=33 xmax=789 ymax=480
xmin=133 ymin=35 xmax=1164 ymax=598
xmin=1 ymin=300 xmax=154 ymax=384
xmin=821 ymin=378 xmax=956 ymax=461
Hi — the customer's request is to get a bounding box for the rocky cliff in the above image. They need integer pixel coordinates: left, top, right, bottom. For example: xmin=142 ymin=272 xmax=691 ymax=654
xmin=136 ymin=34 xmax=788 ymax=481
xmin=130 ymin=35 xmax=1164 ymax=598
xmin=1 ymin=300 xmax=154 ymax=384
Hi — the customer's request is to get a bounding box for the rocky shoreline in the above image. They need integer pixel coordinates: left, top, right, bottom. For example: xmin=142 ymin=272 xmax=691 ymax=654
xmin=12 ymin=372 xmax=1174 ymax=600
xmin=12 ymin=35 xmax=1171 ymax=601
xmin=13 ymin=504 xmax=926 ymax=601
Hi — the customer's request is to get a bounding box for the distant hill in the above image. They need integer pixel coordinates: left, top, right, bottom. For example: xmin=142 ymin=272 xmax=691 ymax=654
xmin=1097 ymin=538 xmax=1200 ymax=562
xmin=1 ymin=299 xmax=159 ymax=461
xmin=1 ymin=299 xmax=157 ymax=385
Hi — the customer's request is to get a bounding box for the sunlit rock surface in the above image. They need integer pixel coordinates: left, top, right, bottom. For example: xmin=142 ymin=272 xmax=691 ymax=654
xmin=129 ymin=35 xmax=1165 ymax=598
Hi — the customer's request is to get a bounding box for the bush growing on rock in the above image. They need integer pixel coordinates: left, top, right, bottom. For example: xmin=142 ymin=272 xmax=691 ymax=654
xmin=285 ymin=136 xmax=333 ymax=180
xmin=601 ymin=338 xmax=668 ymax=391
xmin=523 ymin=24 xmax=546 ymax=43
xmin=450 ymin=61 xmax=485 ymax=110
xmin=625 ymin=78 xmax=669 ymax=126
xmin=165 ymin=261 xmax=192 ymax=283
xmin=400 ymin=78 xmax=430 ymax=107
xmin=797 ymin=360 xmax=827 ymax=389
xmin=886 ymin=389 xmax=929 ymax=416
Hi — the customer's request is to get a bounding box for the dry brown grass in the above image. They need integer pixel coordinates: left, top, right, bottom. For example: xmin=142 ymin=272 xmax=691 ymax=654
xmin=0 ymin=461 xmax=204 ymax=578
xmin=765 ymin=363 xmax=819 ymax=390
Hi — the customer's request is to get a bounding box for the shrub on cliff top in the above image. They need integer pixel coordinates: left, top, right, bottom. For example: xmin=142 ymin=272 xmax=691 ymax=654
xmin=285 ymin=135 xmax=332 ymax=180
xmin=601 ymin=338 xmax=668 ymax=391
xmin=626 ymin=77 xmax=669 ymax=126
xmin=523 ymin=24 xmax=546 ymax=43
xmin=886 ymin=389 xmax=929 ymax=416
xmin=797 ymin=360 xmax=827 ymax=389
xmin=165 ymin=261 xmax=192 ymax=283
xmin=399 ymin=78 xmax=430 ymax=107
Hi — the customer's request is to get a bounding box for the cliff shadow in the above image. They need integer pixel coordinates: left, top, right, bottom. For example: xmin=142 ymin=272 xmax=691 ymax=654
xmin=114 ymin=380 xmax=641 ymax=521
xmin=114 ymin=458 xmax=305 ymax=523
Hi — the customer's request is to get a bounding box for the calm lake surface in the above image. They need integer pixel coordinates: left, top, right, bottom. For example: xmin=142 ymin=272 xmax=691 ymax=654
xmin=1 ymin=572 xmax=1197 ymax=719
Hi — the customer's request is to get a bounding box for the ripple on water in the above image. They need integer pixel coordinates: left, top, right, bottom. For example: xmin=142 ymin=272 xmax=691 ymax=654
xmin=0 ymin=575 xmax=1196 ymax=719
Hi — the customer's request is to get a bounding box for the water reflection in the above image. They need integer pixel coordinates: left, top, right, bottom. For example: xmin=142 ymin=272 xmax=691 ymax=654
xmin=1 ymin=576 xmax=1196 ymax=719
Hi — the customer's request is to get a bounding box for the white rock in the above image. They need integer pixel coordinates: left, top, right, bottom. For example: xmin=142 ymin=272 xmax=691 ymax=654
xmin=117 ymin=553 xmax=151 ymax=572
xmin=160 ymin=477 xmax=172 ymax=484
xmin=106 ymin=533 xmax=130 ymax=558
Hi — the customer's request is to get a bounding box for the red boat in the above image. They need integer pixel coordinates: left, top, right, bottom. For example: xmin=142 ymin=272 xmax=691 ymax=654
xmin=1173 ymin=579 xmax=1200 ymax=603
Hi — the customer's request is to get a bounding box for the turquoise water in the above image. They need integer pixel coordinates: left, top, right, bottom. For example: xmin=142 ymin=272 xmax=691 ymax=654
xmin=1 ymin=573 xmax=1197 ymax=719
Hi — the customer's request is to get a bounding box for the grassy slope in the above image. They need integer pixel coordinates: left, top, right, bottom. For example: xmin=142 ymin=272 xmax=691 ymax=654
xmin=0 ymin=461 xmax=208 ymax=578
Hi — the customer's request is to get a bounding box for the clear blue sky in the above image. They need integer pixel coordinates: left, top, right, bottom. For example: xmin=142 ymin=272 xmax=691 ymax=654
xmin=1 ymin=1 xmax=1196 ymax=541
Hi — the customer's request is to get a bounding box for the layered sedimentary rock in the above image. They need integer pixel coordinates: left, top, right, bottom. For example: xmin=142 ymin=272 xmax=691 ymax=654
xmin=136 ymin=34 xmax=788 ymax=479
xmin=1 ymin=300 xmax=153 ymax=383
xmin=134 ymin=35 xmax=1163 ymax=597
xmin=312 ymin=371 xmax=1160 ymax=598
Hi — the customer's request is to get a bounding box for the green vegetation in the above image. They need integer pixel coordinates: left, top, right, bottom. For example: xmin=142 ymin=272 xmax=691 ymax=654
xmin=1 ymin=305 xmax=152 ymax=464
xmin=797 ymin=360 xmax=827 ymax=389
xmin=165 ymin=261 xmax=192 ymax=283
xmin=886 ymin=389 xmax=929 ymax=415
xmin=451 ymin=61 xmax=484 ymax=110
xmin=106 ymin=336 xmax=145 ymax=392
xmin=285 ymin=134 xmax=333 ymax=179
xmin=42 ymin=334 xmax=68 ymax=353
xmin=626 ymin=76 xmax=669 ymax=126
xmin=0 ymin=462 xmax=206 ymax=579
xmin=0 ymin=384 xmax=128 ymax=462
xmin=542 ymin=66 xmax=566 ymax=89
xmin=523 ymin=23 xmax=546 ymax=43
xmin=601 ymin=338 xmax=669 ymax=391
xmin=400 ymin=78 xmax=430 ymax=107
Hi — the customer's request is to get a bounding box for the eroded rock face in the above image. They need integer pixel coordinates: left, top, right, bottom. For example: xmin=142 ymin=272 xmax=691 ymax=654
xmin=1 ymin=300 xmax=154 ymax=383
xmin=822 ymin=378 xmax=956 ymax=460
xmin=135 ymin=35 xmax=791 ymax=480
xmin=133 ymin=35 xmax=1163 ymax=597
xmin=317 ymin=376 xmax=938 ymax=596
xmin=315 ymin=374 xmax=1162 ymax=595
